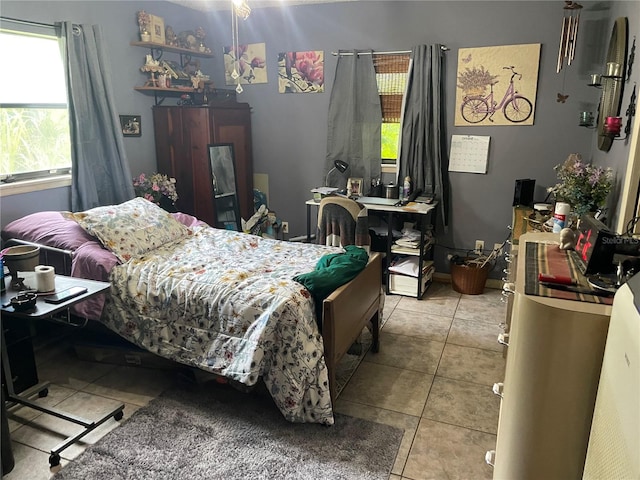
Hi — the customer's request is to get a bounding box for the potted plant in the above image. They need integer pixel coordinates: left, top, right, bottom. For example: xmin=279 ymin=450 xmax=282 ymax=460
xmin=133 ymin=173 xmax=178 ymax=211
xmin=547 ymin=153 xmax=614 ymax=220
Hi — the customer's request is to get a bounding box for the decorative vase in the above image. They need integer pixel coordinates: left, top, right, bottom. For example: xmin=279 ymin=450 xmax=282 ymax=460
xmin=140 ymin=31 xmax=151 ymax=42
xmin=159 ymin=195 xmax=178 ymax=213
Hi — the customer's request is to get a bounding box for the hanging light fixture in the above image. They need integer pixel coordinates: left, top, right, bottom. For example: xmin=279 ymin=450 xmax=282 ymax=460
xmin=231 ymin=0 xmax=251 ymax=94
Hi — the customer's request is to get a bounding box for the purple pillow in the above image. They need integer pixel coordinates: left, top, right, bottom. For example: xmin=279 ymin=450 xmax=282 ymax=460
xmin=171 ymin=212 xmax=208 ymax=228
xmin=1 ymin=211 xmax=96 ymax=251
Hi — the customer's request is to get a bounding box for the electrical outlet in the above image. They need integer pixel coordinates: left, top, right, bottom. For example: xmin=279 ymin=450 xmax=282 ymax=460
xmin=494 ymin=243 xmax=503 ymax=255
xmin=281 ymin=221 xmax=289 ymax=234
xmin=475 ymin=240 xmax=484 ymax=255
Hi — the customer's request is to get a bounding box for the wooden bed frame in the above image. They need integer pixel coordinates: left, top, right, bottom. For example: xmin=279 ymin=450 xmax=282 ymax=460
xmin=323 ymin=252 xmax=381 ymax=402
xmin=5 ymin=238 xmax=383 ymax=403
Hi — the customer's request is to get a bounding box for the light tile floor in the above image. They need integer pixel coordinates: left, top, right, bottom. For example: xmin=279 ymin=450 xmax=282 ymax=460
xmin=3 ymin=282 xmax=506 ymax=480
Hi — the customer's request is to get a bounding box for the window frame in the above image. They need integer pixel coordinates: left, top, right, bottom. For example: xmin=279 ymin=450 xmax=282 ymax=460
xmin=0 ymin=23 xmax=71 ymax=194
xmin=374 ymin=53 xmax=410 ymax=171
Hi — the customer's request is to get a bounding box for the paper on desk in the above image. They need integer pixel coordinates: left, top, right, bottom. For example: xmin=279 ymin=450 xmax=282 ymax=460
xmin=401 ymin=202 xmax=430 ymax=213
xmin=310 ymin=187 xmax=339 ymax=195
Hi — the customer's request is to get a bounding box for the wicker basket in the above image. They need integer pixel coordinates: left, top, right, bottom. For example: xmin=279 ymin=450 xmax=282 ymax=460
xmin=450 ymin=259 xmax=491 ymax=295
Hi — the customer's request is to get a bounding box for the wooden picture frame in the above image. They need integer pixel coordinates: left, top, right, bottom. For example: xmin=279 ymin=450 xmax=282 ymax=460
xmin=120 ymin=115 xmax=141 ymax=137
xmin=150 ymin=14 xmax=165 ymax=45
xmin=347 ymin=177 xmax=363 ymax=198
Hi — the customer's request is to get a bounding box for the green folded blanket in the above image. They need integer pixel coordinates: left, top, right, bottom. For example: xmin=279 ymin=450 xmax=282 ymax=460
xmin=293 ymin=246 xmax=369 ymax=326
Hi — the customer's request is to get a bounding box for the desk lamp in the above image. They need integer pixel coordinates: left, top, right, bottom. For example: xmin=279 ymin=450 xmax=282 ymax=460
xmin=325 ymin=160 xmax=349 ymax=186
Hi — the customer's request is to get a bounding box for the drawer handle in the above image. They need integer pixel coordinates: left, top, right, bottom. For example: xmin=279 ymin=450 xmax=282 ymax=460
xmin=498 ymin=332 xmax=509 ymax=346
xmin=492 ymin=382 xmax=504 ymax=398
xmin=485 ymin=450 xmax=496 ymax=467
xmin=500 ymin=291 xmax=511 ymax=304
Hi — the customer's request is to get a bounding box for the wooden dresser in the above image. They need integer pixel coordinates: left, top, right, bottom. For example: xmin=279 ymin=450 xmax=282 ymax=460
xmin=152 ymin=103 xmax=254 ymax=226
xmin=493 ymin=232 xmax=612 ymax=479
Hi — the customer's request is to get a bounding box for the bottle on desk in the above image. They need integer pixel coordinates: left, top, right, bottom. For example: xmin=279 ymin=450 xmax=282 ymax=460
xmin=402 ymin=176 xmax=412 ymax=201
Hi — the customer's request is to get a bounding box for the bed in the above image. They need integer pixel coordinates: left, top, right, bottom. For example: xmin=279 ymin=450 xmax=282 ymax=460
xmin=1 ymin=198 xmax=382 ymax=425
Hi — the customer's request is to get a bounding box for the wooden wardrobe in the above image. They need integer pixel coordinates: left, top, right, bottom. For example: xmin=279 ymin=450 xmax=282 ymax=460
xmin=152 ymin=103 xmax=253 ymax=227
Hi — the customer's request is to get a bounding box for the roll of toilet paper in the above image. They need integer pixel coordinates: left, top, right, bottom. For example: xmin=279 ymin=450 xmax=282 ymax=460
xmin=35 ymin=265 xmax=55 ymax=293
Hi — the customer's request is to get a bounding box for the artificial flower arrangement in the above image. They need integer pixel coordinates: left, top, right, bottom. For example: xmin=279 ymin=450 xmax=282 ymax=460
xmin=133 ymin=173 xmax=178 ymax=206
xmin=547 ymin=153 xmax=613 ymax=218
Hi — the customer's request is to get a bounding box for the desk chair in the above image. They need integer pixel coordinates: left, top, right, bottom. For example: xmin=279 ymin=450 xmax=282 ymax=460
xmin=317 ymin=196 xmax=377 ymax=355
xmin=317 ymin=196 xmax=370 ymax=253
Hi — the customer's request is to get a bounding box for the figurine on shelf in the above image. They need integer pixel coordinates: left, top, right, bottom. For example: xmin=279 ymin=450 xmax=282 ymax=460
xmin=165 ymin=25 xmax=178 ymax=47
xmin=178 ymin=94 xmax=193 ymax=106
xmin=140 ymin=54 xmax=164 ymax=87
xmin=137 ymin=11 xmax=151 ymax=42
xmin=195 ymin=26 xmax=209 ymax=53
xmin=144 ymin=54 xmax=159 ymax=67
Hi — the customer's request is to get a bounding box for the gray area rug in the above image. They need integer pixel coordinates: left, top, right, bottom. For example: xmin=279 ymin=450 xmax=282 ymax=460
xmin=52 ymin=374 xmax=401 ymax=479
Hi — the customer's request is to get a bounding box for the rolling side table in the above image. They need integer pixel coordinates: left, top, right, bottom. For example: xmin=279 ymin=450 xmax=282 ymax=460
xmin=1 ymin=275 xmax=124 ymax=469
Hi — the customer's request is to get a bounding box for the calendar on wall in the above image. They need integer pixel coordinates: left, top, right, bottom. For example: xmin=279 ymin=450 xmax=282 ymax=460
xmin=448 ymin=135 xmax=491 ymax=174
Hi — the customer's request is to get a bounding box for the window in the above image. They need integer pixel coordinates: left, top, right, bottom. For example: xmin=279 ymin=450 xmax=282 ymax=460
xmin=0 ymin=27 xmax=71 ymax=183
xmin=374 ymin=53 xmax=410 ymax=171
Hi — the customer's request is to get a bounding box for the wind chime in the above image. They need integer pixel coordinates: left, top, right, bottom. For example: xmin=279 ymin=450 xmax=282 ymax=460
xmin=556 ymin=1 xmax=582 ymax=103
xmin=231 ymin=0 xmax=251 ymax=94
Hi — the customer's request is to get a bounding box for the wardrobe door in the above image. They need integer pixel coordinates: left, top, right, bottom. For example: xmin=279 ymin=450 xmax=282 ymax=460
xmin=181 ymin=107 xmax=215 ymax=224
xmin=209 ymin=104 xmax=254 ymax=221
xmin=153 ymin=107 xmax=195 ymax=217
xmin=154 ymin=104 xmax=254 ymax=226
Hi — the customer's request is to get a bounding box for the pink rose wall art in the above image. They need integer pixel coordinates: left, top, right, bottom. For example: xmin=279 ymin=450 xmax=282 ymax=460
xmin=278 ymin=51 xmax=324 ymax=93
xmin=223 ymin=42 xmax=268 ymax=85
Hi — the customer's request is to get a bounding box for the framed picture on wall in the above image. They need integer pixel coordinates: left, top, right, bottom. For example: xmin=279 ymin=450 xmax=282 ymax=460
xmin=120 ymin=115 xmax=141 ymax=137
xmin=347 ymin=177 xmax=363 ymax=198
xmin=150 ymin=14 xmax=165 ymax=44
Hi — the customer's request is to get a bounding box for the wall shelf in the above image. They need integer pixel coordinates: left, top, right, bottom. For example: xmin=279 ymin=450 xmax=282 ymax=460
xmin=130 ymin=41 xmax=213 ymax=59
xmin=134 ymin=87 xmax=236 ymax=106
xmin=132 ymin=40 xmax=217 ymax=105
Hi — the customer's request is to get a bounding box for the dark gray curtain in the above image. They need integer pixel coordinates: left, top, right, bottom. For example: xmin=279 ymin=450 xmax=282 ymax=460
xmin=398 ymin=44 xmax=449 ymax=227
xmin=59 ymin=22 xmax=134 ymax=211
xmin=326 ymin=50 xmax=381 ymax=191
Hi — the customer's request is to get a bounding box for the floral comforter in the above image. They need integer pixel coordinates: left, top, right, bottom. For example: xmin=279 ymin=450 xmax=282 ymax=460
xmin=101 ymin=226 xmax=342 ymax=424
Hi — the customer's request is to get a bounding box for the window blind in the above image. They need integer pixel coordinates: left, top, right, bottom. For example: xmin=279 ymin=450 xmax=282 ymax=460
xmin=373 ymin=54 xmax=410 ymax=123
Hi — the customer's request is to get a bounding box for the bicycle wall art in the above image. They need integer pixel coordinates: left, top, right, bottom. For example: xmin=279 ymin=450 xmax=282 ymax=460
xmin=455 ymin=44 xmax=541 ymax=126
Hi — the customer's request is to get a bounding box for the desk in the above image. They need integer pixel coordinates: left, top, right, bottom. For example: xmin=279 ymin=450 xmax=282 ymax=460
xmin=306 ymin=197 xmax=438 ymax=298
xmin=1 ymin=275 xmax=124 ymax=469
